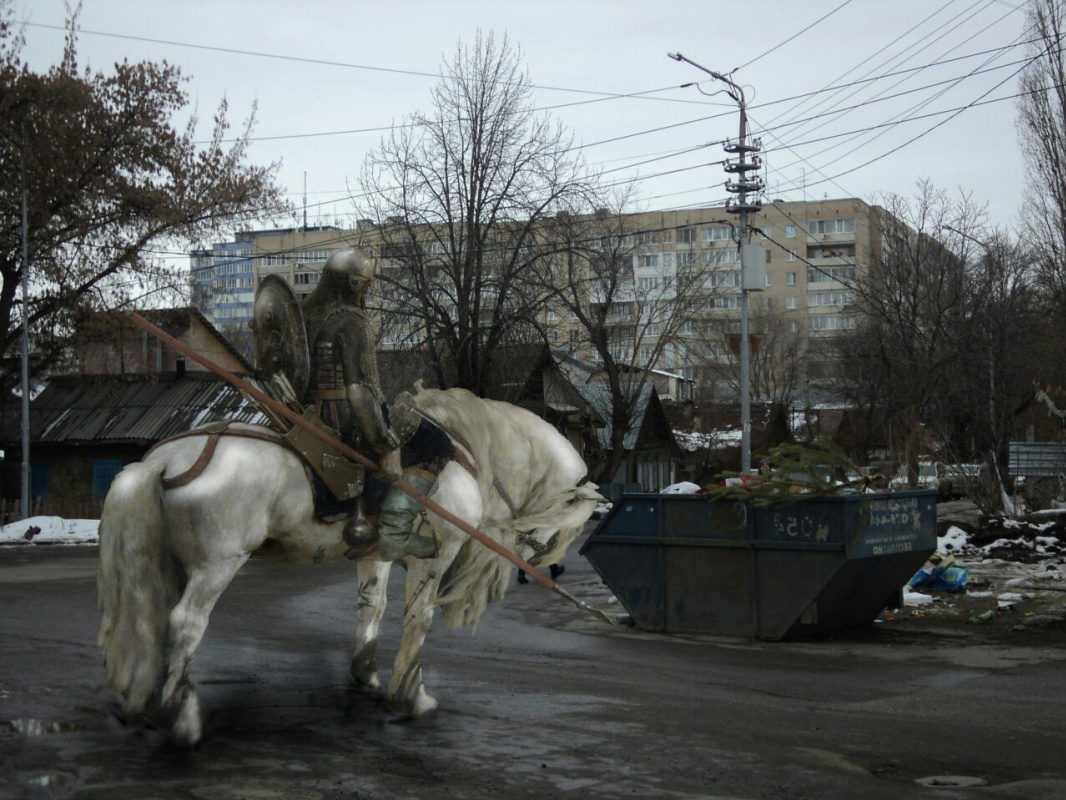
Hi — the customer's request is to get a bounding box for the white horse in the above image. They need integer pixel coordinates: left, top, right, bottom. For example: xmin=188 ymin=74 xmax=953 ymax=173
xmin=96 ymin=386 xmax=600 ymax=747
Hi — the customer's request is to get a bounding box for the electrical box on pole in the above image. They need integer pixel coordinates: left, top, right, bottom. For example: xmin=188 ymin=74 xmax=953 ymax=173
xmin=741 ymin=244 xmax=765 ymax=291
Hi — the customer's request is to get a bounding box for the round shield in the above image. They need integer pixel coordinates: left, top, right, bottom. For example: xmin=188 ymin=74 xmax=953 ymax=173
xmin=250 ymin=274 xmax=311 ymax=400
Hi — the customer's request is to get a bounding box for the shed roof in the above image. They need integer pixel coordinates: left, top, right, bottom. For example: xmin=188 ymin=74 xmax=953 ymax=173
xmin=1 ymin=372 xmax=267 ymax=447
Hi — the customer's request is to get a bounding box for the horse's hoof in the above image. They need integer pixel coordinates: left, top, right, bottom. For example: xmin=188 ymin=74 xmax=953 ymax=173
xmin=171 ymin=697 xmax=203 ymax=748
xmin=388 ymin=686 xmax=438 ymax=718
xmin=350 ymin=645 xmax=380 ymax=690
xmin=351 ymin=671 xmax=382 ymax=692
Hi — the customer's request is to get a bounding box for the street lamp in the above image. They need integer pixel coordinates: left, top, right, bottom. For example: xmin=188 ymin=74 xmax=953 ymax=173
xmin=668 ymin=52 xmax=763 ymax=473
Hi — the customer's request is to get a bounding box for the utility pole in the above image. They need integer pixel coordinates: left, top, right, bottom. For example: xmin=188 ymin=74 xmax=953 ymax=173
xmin=20 ymin=187 xmax=30 ymax=518
xmin=668 ymin=53 xmax=764 ymax=473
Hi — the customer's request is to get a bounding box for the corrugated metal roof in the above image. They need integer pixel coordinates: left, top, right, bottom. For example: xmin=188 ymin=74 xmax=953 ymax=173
xmin=2 ymin=372 xmax=268 ymax=446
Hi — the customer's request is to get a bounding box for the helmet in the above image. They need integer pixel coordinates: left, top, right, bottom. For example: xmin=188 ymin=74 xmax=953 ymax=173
xmin=324 ymin=248 xmax=375 ymax=283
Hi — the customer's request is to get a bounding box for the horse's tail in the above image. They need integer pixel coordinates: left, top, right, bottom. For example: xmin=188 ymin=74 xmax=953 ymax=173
xmin=96 ymin=460 xmax=182 ymax=716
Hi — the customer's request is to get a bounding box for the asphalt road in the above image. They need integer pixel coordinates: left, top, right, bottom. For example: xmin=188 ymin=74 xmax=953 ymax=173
xmin=3 ymin=532 xmax=1066 ymax=800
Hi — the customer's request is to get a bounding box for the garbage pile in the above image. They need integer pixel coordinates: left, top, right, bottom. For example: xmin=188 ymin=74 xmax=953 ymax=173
xmin=893 ymin=522 xmax=1066 ymax=633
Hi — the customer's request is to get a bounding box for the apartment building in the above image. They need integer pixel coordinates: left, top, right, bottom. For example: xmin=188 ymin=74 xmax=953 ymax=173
xmin=538 ymin=197 xmax=882 ymax=400
xmin=190 ymin=226 xmax=347 ymax=328
xmin=189 ymin=198 xmax=881 ymax=401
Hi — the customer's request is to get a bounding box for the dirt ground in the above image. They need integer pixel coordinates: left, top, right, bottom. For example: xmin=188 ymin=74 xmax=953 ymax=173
xmin=862 ymin=500 xmax=1066 ymax=648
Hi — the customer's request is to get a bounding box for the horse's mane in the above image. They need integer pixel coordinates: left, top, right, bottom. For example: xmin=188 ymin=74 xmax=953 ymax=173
xmin=411 ymin=384 xmax=596 ymax=630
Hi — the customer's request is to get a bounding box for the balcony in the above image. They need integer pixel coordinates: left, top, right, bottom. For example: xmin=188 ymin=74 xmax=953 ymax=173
xmin=805 ymin=255 xmax=856 ymax=269
xmin=805 ymin=230 xmax=855 ymax=245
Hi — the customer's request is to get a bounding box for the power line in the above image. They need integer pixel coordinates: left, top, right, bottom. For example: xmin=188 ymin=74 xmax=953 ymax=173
xmin=21 ymin=21 xmax=689 ymax=104
xmin=757 ymin=24 xmax=1031 ymax=195
xmin=772 ymin=0 xmax=1022 ymax=147
xmin=733 ymin=0 xmax=855 ymax=73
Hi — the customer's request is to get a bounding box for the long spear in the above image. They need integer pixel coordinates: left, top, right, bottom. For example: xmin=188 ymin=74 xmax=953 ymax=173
xmin=127 ymin=312 xmax=613 ymax=625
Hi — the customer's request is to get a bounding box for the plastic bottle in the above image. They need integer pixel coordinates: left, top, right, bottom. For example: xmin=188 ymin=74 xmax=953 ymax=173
xmin=967 ymin=610 xmax=996 ymax=624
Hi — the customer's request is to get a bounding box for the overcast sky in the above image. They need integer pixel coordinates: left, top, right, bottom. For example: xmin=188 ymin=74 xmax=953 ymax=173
xmin=16 ymin=0 xmax=1031 ymax=250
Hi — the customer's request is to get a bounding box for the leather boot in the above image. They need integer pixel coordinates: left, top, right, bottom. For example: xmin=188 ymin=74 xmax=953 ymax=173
xmin=377 ymin=471 xmax=438 ymax=562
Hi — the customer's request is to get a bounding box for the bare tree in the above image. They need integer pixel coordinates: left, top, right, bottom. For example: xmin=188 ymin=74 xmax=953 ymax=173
xmin=356 ymin=31 xmax=600 ymax=396
xmin=690 ymin=309 xmax=806 ymax=407
xmin=1018 ymin=0 xmax=1066 ymax=285
xmin=833 ymin=182 xmax=980 ymax=478
xmin=943 ymin=229 xmax=1045 ymax=468
xmin=531 ymin=209 xmax=718 ymax=483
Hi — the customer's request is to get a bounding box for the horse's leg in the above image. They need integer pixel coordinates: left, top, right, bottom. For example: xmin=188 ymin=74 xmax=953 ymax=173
xmin=350 ymin=558 xmax=391 ymax=691
xmin=385 ymin=547 xmax=455 ymax=717
xmin=385 ymin=487 xmax=475 ymax=717
xmin=159 ymin=554 xmax=249 ymax=747
xmin=382 ymin=462 xmax=482 ymax=716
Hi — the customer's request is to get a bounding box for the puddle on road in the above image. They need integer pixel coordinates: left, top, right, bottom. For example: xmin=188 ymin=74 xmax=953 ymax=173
xmin=4 ymin=719 xmax=85 ymax=736
xmin=20 ymin=771 xmax=75 ymax=790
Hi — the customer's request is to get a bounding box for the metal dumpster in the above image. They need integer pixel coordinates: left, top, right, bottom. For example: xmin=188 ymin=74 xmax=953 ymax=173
xmin=580 ymin=490 xmax=937 ymax=640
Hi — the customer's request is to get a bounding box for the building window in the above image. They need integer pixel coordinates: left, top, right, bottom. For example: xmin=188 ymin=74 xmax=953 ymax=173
xmin=786 ymin=249 xmax=796 ymax=262
xmin=808 ymin=265 xmax=856 ymax=283
xmin=786 ymin=271 xmax=797 ymax=285
xmin=639 ymin=276 xmax=661 ymax=292
xmin=765 ymin=273 xmax=772 ymax=287
xmin=765 ymin=248 xmax=772 ymax=264
xmin=547 ymin=309 xmax=558 ymax=320
xmin=806 ymin=218 xmax=855 ymax=236
xmin=786 ymin=296 xmax=798 ymax=310
xmin=709 ymin=295 xmax=742 ymax=310
xmin=704 ymin=249 xmax=739 ymax=266
xmin=785 ymin=224 xmax=796 ymax=238
xmin=761 ymin=297 xmax=772 ymax=310
xmin=788 ymin=319 xmax=799 ymax=332
xmin=808 ymin=314 xmax=856 ymax=331
xmin=707 ymin=340 xmax=730 ymax=357
xmin=809 ymin=245 xmax=855 ymax=259
xmin=703 ymin=225 xmax=732 ymax=242
xmin=679 ymin=227 xmax=697 ymax=243
xmin=759 ymin=225 xmax=771 ymax=239
xmin=706 ymin=270 xmax=740 ymax=288
xmin=808 ymin=289 xmax=855 ymax=307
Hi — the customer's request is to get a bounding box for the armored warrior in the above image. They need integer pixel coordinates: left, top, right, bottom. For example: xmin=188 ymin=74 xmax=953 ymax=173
xmin=299 ymin=248 xmax=439 ymax=561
